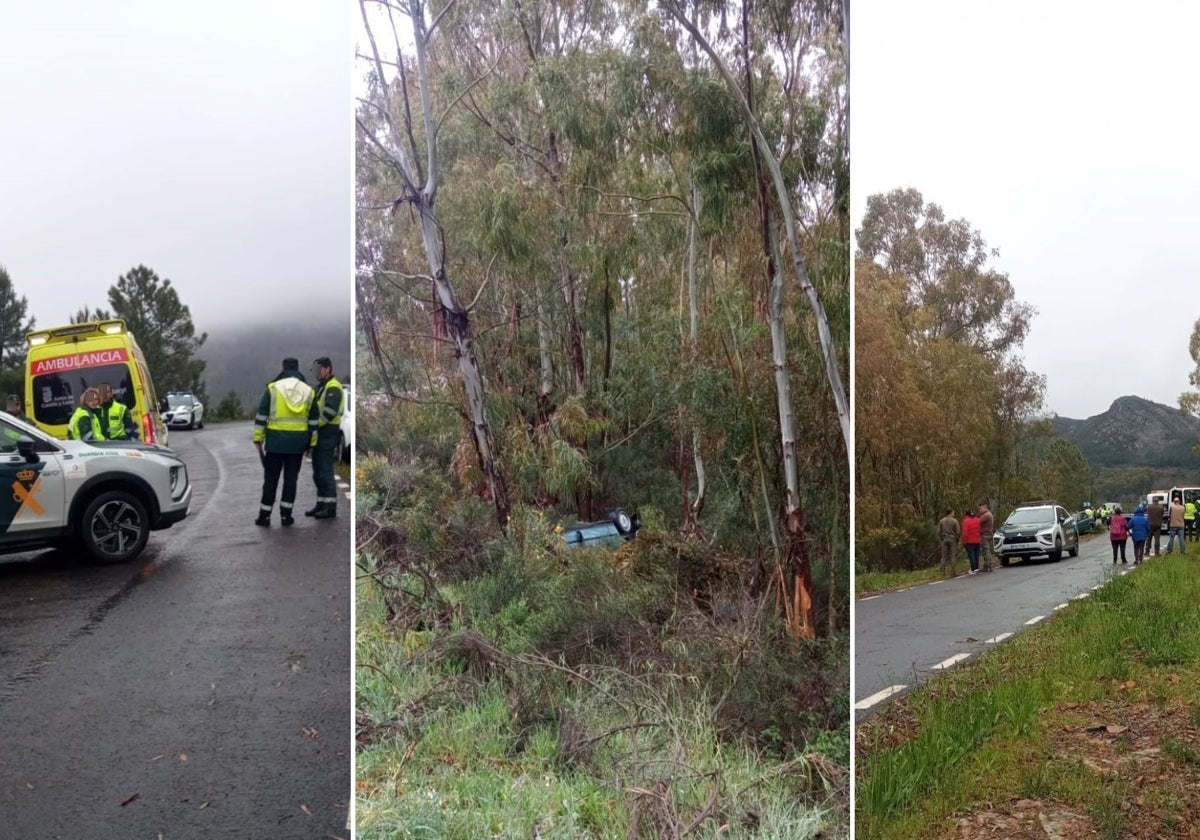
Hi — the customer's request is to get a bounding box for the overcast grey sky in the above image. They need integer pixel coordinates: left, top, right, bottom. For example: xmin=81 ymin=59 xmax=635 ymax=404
xmin=854 ymin=2 xmax=1200 ymax=419
xmin=0 ymin=0 xmax=350 ymax=332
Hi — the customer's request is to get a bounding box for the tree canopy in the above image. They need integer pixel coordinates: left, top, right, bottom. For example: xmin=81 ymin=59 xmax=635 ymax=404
xmin=107 ymin=265 xmax=208 ymax=400
xmin=856 ymin=189 xmax=1090 ymax=571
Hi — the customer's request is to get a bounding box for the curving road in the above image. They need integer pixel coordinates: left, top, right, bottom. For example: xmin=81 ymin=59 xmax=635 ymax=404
xmin=0 ymin=422 xmax=351 ymax=839
xmin=854 ymin=531 xmax=1173 ymax=721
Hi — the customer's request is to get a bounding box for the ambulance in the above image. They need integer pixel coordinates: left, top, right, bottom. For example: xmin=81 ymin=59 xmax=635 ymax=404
xmin=24 ymin=320 xmax=168 ymax=445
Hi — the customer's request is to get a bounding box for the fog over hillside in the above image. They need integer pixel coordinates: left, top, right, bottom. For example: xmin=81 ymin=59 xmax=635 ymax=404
xmin=198 ymin=318 xmax=351 ymax=410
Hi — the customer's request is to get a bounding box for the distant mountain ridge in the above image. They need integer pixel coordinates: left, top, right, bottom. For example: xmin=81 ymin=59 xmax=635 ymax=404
xmin=1054 ymin=395 xmax=1200 ymax=470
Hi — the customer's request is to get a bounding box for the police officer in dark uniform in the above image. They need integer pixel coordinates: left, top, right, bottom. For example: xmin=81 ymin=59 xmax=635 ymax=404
xmin=306 ymin=357 xmax=345 ymax=519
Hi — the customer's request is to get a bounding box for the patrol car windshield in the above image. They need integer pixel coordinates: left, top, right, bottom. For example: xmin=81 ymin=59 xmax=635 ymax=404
xmin=31 ymin=366 xmax=133 ymax=426
xmin=167 ymin=394 xmax=196 ymax=408
xmin=1006 ymin=507 xmax=1054 ymax=526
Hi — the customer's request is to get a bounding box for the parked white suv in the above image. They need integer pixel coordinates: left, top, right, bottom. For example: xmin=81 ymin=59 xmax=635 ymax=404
xmin=993 ymin=501 xmax=1079 ymax=565
xmin=0 ymin=413 xmax=191 ymax=563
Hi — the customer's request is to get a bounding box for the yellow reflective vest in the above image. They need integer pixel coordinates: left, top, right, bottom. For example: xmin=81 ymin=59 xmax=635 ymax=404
xmin=69 ymin=406 xmax=105 ymax=442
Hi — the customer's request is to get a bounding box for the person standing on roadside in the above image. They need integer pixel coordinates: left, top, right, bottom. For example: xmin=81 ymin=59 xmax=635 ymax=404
xmin=1185 ymin=497 xmax=1196 ymax=543
xmin=68 ymin=388 xmax=105 ymax=442
xmin=6 ymin=395 xmax=29 ymax=424
xmin=305 ymin=357 xmax=345 ymax=520
xmin=1166 ymin=493 xmax=1187 ymax=555
xmin=962 ymin=508 xmax=982 ymax=574
xmin=253 ymin=358 xmax=316 ymax=527
xmin=978 ymin=502 xmax=995 ymax=572
xmin=1129 ymin=504 xmax=1150 ymax=565
xmin=938 ymin=508 xmax=961 ymax=577
xmin=98 ymin=382 xmax=139 ymax=441
xmin=1109 ymin=505 xmax=1129 ymax=564
xmin=1146 ymin=497 xmax=1165 ymax=557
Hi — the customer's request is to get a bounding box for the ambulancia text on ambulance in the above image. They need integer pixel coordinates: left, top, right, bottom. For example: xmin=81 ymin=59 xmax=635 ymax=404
xmin=25 ymin=320 xmax=168 ymax=445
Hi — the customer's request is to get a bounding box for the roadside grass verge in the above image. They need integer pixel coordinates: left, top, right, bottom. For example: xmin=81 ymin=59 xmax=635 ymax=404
xmin=855 ymin=566 xmax=945 ymax=597
xmin=357 ymin=537 xmax=850 ymax=840
xmin=856 ymin=554 xmax=1200 ymax=839
xmin=857 ymin=530 xmax=1110 ymax=597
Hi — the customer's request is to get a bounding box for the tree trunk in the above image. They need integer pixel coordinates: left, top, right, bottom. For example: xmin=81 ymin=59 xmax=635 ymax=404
xmin=687 ymin=179 xmax=707 ymax=524
xmin=418 ymin=207 xmax=512 ymax=530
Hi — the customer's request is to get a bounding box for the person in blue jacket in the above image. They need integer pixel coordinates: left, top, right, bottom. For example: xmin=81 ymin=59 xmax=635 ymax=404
xmin=1129 ymin=504 xmax=1151 ymax=565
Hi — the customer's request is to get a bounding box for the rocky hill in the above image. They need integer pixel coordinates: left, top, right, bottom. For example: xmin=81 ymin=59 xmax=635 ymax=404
xmin=1055 ymin=396 xmax=1200 ymax=469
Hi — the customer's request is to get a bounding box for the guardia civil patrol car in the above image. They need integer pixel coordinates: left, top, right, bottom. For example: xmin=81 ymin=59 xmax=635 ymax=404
xmin=0 ymin=411 xmax=190 ymax=564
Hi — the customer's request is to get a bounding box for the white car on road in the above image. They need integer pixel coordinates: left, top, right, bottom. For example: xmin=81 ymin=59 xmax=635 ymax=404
xmin=0 ymin=413 xmax=191 ymax=563
xmin=164 ymin=392 xmax=205 ymax=430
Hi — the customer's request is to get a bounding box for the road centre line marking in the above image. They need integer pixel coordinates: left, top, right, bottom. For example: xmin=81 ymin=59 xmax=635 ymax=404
xmin=855 ymin=685 xmax=907 ymax=710
xmin=932 ymin=653 xmax=970 ymax=671
xmin=1025 ymin=615 xmax=1045 ymax=625
xmin=984 ymin=633 xmax=1013 ymax=644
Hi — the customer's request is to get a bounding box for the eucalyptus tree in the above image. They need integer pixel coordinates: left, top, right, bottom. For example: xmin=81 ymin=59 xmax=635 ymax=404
xmin=358 ymin=0 xmax=512 ymax=529
xmin=656 ymin=0 xmax=848 ymax=637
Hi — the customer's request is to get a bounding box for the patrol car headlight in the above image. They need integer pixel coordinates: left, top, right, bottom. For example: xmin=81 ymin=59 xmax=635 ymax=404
xmin=170 ymin=465 xmax=185 ymax=497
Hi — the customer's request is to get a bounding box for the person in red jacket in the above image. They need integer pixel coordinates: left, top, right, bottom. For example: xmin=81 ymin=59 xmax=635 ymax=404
xmin=962 ymin=509 xmax=982 ymax=575
xmin=1109 ymin=504 xmax=1129 ymax=564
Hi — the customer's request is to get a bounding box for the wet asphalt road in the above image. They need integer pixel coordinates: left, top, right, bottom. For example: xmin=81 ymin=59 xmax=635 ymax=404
xmin=854 ymin=530 xmax=1177 ymax=720
xmin=0 ymin=422 xmax=351 ymax=839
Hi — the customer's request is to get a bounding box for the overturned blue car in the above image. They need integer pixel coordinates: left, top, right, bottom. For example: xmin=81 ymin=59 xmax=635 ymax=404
xmin=561 ymin=508 xmax=641 ymax=548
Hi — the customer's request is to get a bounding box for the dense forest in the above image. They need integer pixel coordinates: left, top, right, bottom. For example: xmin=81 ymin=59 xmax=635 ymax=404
xmin=855 ymin=189 xmax=1095 ymax=572
xmin=354 ymin=0 xmax=851 ymax=836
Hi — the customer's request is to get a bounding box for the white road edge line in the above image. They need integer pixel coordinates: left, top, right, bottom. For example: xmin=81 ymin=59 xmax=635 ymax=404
xmin=1025 ymin=615 xmax=1045 ymax=625
xmin=854 ymin=685 xmax=907 ymax=710
xmin=1073 ymin=593 xmax=1089 ymax=600
xmin=984 ymin=633 xmax=1013 ymax=644
xmin=860 ymin=595 xmax=880 ymax=601
xmin=931 ymin=653 xmax=970 ymax=671
xmin=1053 ymin=602 xmax=1069 ymax=611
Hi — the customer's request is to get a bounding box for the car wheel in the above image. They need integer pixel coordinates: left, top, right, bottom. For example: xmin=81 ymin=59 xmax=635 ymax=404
xmin=80 ymin=490 xmax=150 ymax=564
xmin=197 ymin=416 xmax=204 ymax=429
xmin=612 ymin=508 xmax=633 ymax=535
xmin=1050 ymin=537 xmax=1063 ymax=561
xmin=1000 ymin=555 xmax=1010 ymax=567
xmin=1069 ymin=531 xmax=1079 ymax=557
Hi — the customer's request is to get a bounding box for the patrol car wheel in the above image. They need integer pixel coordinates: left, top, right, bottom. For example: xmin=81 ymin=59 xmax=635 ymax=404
xmin=80 ymin=491 xmax=150 ymax=564
xmin=1049 ymin=538 xmax=1063 ymax=562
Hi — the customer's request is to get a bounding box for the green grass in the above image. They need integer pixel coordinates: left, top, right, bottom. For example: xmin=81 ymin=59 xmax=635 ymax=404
xmin=856 ymin=555 xmax=1200 ymax=839
xmin=357 ymin=556 xmax=847 ymax=840
xmin=855 ymin=566 xmax=945 ymax=596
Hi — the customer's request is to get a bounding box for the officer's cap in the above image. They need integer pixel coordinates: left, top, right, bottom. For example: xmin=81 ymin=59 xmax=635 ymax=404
xmin=282 ymin=357 xmax=300 ymax=370
xmin=313 ymin=357 xmax=332 ymax=369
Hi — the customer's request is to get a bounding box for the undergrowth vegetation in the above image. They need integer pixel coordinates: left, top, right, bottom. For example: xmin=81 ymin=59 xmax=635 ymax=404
xmin=356 ymin=405 xmax=850 ymax=839
xmin=856 ymin=555 xmax=1200 ymax=839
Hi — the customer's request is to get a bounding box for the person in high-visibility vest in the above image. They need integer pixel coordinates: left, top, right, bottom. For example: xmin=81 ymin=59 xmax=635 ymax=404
xmin=99 ymin=382 xmax=139 ymax=441
xmin=253 ymin=358 xmax=316 ymax=527
xmin=68 ymin=388 xmax=105 ymax=442
xmin=305 ymin=356 xmax=345 ymax=520
xmin=1186 ymin=499 xmax=1197 ymax=542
